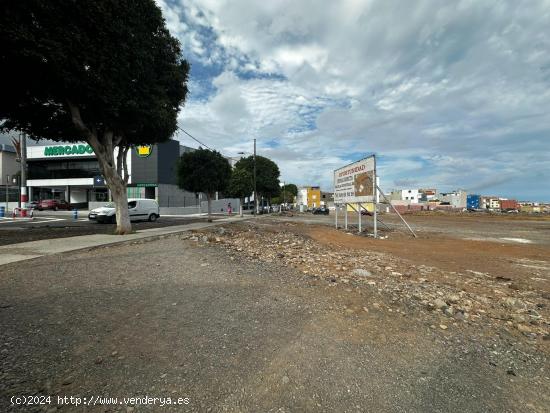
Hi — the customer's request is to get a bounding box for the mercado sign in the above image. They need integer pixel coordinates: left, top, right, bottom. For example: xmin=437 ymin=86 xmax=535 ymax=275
xmin=136 ymin=144 xmax=153 ymax=158
xmin=44 ymin=144 xmax=94 ymax=156
xmin=333 ymin=155 xmax=376 ymax=204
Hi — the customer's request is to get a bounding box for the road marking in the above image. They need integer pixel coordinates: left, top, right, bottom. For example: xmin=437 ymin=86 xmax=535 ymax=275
xmin=0 ymin=218 xmax=33 ymax=224
xmin=26 ymin=218 xmax=66 ymax=224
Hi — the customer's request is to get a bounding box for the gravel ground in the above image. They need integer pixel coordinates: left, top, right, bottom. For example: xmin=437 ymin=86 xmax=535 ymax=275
xmin=1 ymin=229 xmax=548 ymax=412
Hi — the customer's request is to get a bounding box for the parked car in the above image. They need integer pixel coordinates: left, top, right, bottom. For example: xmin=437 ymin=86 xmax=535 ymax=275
xmin=312 ymin=206 xmax=329 ymax=215
xmin=88 ymin=198 xmax=160 ymax=223
xmin=37 ymin=199 xmax=70 ymax=211
xmin=28 ymin=200 xmax=40 ymax=209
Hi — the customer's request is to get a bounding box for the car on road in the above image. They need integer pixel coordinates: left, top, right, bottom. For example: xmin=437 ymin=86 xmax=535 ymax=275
xmin=28 ymin=201 xmax=40 ymax=209
xmin=37 ymin=199 xmax=71 ymax=211
xmin=312 ymin=206 xmax=329 ymax=215
xmin=88 ymin=198 xmax=160 ymax=223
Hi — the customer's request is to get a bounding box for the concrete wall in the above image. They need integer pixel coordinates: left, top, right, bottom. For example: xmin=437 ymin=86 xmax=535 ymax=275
xmin=439 ymin=191 xmax=467 ymax=208
xmin=159 ymin=206 xmax=201 ymax=215
xmin=201 ymin=198 xmax=240 ymax=213
xmin=157 ymin=183 xmax=200 ymax=208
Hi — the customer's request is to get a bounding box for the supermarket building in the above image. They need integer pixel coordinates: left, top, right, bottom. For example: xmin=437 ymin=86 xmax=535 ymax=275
xmin=27 ymin=140 xmax=198 ymax=209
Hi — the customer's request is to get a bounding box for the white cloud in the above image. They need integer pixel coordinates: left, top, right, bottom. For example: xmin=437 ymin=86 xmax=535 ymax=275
xmin=162 ymin=0 xmax=550 ymax=200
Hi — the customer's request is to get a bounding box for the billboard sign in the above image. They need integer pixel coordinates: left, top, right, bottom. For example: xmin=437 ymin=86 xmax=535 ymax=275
xmin=334 ymin=156 xmax=376 ymax=204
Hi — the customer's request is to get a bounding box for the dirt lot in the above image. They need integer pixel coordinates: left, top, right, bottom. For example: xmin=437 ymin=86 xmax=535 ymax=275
xmin=289 ymin=211 xmax=550 ymax=245
xmin=307 ymin=222 xmax=550 ymax=293
xmin=218 ymin=215 xmax=550 ymax=339
xmin=379 ymin=212 xmax=550 ymax=245
xmin=1 ymin=214 xmax=549 ymax=412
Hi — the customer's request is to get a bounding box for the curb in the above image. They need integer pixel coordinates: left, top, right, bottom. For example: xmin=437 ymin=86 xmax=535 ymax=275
xmin=0 ymin=217 xmax=248 ymax=267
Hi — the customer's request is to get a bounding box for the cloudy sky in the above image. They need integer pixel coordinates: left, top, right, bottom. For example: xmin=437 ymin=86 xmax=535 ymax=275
xmin=155 ymin=0 xmax=550 ymax=201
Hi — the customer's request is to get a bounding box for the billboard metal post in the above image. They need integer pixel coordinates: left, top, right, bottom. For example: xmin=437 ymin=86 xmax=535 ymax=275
xmin=377 ymin=184 xmax=417 ymax=238
xmin=358 ymin=202 xmax=361 ymax=232
xmin=373 ymin=154 xmax=377 ymax=239
xmin=344 ymin=204 xmax=348 ymax=229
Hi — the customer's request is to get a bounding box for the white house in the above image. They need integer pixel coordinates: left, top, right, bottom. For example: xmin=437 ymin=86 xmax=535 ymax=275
xmin=391 ymin=189 xmax=421 ymax=204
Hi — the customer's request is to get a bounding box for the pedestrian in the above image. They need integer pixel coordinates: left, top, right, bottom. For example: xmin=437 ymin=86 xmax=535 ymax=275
xmin=227 ymin=202 xmax=232 ymax=215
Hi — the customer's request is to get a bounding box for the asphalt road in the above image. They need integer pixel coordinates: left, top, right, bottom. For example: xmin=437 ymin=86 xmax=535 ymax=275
xmin=1 ymin=233 xmax=546 ymax=412
xmin=0 ymin=211 xmax=226 ymax=246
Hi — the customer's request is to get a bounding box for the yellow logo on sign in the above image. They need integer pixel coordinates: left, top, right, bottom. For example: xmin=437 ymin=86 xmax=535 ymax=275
xmin=136 ymin=145 xmax=153 ymax=157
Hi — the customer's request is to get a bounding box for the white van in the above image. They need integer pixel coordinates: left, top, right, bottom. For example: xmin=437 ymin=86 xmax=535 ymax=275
xmin=88 ymin=198 xmax=160 ymax=223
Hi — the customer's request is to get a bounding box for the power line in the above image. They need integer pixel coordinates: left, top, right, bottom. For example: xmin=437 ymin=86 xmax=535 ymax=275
xmin=177 ymin=126 xmax=215 ymax=151
xmin=176 ymin=126 xmax=250 ymax=162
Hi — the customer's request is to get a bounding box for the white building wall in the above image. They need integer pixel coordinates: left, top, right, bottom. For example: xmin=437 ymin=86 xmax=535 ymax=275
xmin=27 ymin=178 xmax=94 ymax=187
xmin=400 ymin=189 xmax=420 ymax=204
xmin=297 ymin=188 xmax=308 ymax=206
xmin=489 ymin=199 xmax=501 ymax=210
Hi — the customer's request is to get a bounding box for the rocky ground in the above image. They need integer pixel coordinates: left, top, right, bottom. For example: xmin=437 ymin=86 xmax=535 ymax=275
xmin=194 ymin=218 xmax=549 ymax=381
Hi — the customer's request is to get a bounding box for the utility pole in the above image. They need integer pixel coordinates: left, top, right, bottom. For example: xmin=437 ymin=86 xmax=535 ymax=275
xmin=253 ymin=138 xmax=257 ymax=215
xmin=20 ymin=133 xmax=28 ymax=215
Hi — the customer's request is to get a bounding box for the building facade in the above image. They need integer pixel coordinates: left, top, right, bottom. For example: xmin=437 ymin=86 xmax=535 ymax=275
xmin=419 ymin=188 xmax=437 ymax=202
xmin=500 ymin=199 xmax=519 ymax=211
xmin=438 ymin=190 xmax=467 ymax=209
xmin=26 ymin=140 xmax=198 ymax=208
xmin=297 ymin=186 xmax=322 ymax=208
xmin=391 ymin=189 xmax=421 ymax=204
xmin=488 ymin=198 xmax=501 ymax=210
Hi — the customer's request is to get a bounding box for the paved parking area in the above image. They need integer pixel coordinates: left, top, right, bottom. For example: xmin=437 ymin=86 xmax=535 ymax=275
xmin=0 ymin=212 xmax=228 ymax=246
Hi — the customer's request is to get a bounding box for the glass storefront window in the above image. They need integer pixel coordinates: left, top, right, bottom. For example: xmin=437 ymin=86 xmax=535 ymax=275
xmin=28 ymin=159 xmax=101 ymax=179
xmin=91 ymin=189 xmax=108 ymax=202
